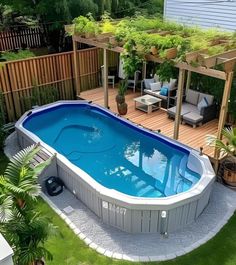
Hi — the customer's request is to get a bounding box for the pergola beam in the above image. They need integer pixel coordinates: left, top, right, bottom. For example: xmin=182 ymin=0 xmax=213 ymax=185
xmin=200 ymin=49 xmax=236 ymax=68
xmin=73 ymin=36 xmax=228 ymax=80
xmin=73 ymin=35 xmax=124 ymax=53
xmin=223 ymin=58 xmax=236 ymax=72
xmin=145 ymin=54 xmax=227 ymax=80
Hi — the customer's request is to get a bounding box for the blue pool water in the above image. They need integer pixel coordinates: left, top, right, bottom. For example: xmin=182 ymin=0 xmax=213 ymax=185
xmin=23 ymin=104 xmax=200 ymax=198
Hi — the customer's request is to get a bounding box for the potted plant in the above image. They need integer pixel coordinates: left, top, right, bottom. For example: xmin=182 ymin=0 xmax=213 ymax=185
xmin=84 ymin=20 xmax=99 ymax=38
xmin=150 ymin=46 xmax=158 ymax=55
xmin=72 ymin=16 xmax=90 ymax=36
xmin=207 ymin=127 xmax=236 ymax=186
xmin=116 ymin=81 xmax=128 ymax=115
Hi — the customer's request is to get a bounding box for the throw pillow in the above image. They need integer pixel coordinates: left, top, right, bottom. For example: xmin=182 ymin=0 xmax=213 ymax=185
xmin=162 ymin=79 xmax=177 ymax=90
xmin=197 ymin=97 xmax=208 ymax=112
xmin=160 ymin=86 xmax=169 ymax=96
xmin=150 ymin=82 xmax=161 ymax=92
xmin=144 ymin=78 xmax=155 ymax=89
xmin=154 ymin=74 xmax=160 ymax=83
xmin=185 ymin=89 xmax=199 ymax=105
xmin=198 ymin=93 xmax=213 ymax=106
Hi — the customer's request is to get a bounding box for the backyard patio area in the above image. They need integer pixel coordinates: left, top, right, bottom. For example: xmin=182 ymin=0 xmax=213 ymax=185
xmin=80 ymin=86 xmax=218 ymax=159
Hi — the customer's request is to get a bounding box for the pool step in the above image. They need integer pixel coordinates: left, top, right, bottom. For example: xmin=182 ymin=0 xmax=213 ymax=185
xmin=179 ymin=155 xmax=188 ymax=177
xmin=30 ymin=145 xmax=54 ymax=167
xmin=137 ymin=185 xmax=155 ymax=197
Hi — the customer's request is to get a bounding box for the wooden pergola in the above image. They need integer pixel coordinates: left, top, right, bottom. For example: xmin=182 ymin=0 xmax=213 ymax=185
xmin=72 ymin=34 xmax=236 ymax=166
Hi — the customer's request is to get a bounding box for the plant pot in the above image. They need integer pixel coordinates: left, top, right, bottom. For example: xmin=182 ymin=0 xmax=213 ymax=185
xmin=223 ymin=161 xmax=236 ymax=186
xmin=165 ymin=47 xmax=177 ymax=59
xmin=117 ymin=102 xmax=128 ymax=115
xmin=116 ymin=94 xmax=125 ymax=104
xmin=85 ymin=32 xmax=95 ymax=39
xmin=109 ymin=36 xmax=118 ymax=47
xmin=210 ymin=38 xmax=229 ymax=46
xmin=197 ymin=53 xmax=209 ymax=67
xmin=150 ymin=46 xmax=158 ymax=55
xmin=96 ymin=32 xmax=113 ymax=42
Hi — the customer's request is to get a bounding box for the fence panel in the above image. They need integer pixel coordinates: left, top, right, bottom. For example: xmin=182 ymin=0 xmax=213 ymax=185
xmin=0 ymin=27 xmax=44 ymax=51
xmin=0 ymin=48 xmax=119 ymax=121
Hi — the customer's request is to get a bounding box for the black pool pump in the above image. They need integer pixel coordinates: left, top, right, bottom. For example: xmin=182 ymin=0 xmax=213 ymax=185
xmin=45 ymin=176 xmax=64 ymax=196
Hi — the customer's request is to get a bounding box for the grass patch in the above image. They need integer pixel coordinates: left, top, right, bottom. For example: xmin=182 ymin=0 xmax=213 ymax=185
xmin=0 ymin=50 xmax=36 ymax=61
xmin=1 ymin=151 xmax=236 ymax=265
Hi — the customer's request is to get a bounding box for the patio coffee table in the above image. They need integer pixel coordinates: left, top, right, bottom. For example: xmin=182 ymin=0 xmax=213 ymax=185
xmin=134 ymin=95 xmax=162 ymax=114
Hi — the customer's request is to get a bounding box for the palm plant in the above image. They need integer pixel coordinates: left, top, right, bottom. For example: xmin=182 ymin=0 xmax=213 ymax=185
xmin=0 ymin=145 xmax=52 ymax=211
xmin=207 ymin=127 xmax=236 ymax=158
xmin=116 ymin=81 xmax=128 ymax=115
xmin=1 ymin=209 xmax=57 ymax=265
xmin=0 ymin=145 xmax=55 ymax=265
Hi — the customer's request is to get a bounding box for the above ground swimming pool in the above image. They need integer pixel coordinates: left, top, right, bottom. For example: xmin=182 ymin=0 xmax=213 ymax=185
xmin=16 ymin=101 xmax=215 ymax=233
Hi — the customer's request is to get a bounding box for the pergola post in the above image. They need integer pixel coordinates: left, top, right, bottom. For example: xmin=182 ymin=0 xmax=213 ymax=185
xmin=173 ymin=68 xmax=186 ymax=140
xmin=142 ymin=61 xmax=147 ymax=79
xmin=214 ymin=71 xmax=234 ymax=159
xmin=103 ymin=48 xmax=109 ymax=108
xmin=186 ymin=71 xmax=192 ymax=91
xmin=73 ymin=39 xmax=80 ymax=97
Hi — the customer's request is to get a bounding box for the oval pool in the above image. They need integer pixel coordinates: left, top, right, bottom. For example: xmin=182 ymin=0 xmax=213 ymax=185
xmin=16 ymin=101 xmax=215 ymax=233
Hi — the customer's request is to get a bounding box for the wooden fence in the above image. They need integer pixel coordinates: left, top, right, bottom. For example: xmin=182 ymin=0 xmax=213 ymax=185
xmin=0 ymin=47 xmax=119 ymax=122
xmin=0 ymin=27 xmax=45 ymax=51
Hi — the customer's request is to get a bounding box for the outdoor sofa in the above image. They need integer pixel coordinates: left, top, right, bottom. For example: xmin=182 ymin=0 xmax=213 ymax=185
xmin=141 ymin=76 xmax=177 ymax=108
xmin=167 ymin=89 xmax=216 ymax=128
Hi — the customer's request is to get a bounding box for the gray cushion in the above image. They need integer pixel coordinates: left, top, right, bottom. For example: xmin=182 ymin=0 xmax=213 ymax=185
xmin=183 ymin=112 xmax=203 ymax=124
xmin=150 ymin=82 xmax=161 ymax=92
xmin=163 ymin=79 xmax=177 ymax=90
xmin=198 ymin=92 xmax=214 ymax=106
xmin=182 ymin=103 xmax=199 ymax=114
xmin=167 ymin=106 xmax=190 ymax=117
xmin=185 ymin=89 xmax=199 ymax=106
xmin=143 ymin=78 xmax=155 ymax=89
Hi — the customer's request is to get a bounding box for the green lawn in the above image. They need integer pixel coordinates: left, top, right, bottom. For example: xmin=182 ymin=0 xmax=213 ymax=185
xmin=1 ymin=152 xmax=236 ymax=265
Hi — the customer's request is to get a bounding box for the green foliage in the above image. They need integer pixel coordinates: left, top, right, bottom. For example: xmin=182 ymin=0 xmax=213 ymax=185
xmin=118 ymin=80 xmax=127 ymax=97
xmin=156 ymin=60 xmax=176 ymax=82
xmin=207 ymin=127 xmax=236 ymax=157
xmin=207 ymin=45 xmax=226 ymax=56
xmin=100 ymin=11 xmax=115 ymax=33
xmin=0 ymin=49 xmax=35 ymax=61
xmin=20 ymin=84 xmax=60 ymax=113
xmin=73 ymin=16 xmax=90 ymax=34
xmin=121 ymin=39 xmax=143 ymax=78
xmin=0 ymin=145 xmax=56 ymax=264
xmin=190 ymin=72 xmax=225 ymax=105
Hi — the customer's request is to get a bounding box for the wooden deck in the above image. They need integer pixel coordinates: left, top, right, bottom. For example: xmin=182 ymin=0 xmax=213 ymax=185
xmin=80 ymin=87 xmax=218 ymax=159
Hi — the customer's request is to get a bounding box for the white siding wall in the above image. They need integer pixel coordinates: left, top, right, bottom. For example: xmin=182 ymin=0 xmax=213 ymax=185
xmin=164 ymin=0 xmax=236 ymax=31
xmin=0 ymin=234 xmax=13 ymax=265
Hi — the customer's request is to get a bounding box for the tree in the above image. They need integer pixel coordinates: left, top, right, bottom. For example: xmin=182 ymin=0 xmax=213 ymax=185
xmin=0 ymin=0 xmax=164 ymax=51
xmin=0 ymin=145 xmax=56 ymax=265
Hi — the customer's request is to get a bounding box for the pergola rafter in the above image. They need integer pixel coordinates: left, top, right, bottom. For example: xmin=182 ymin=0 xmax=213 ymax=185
xmin=71 ymin=32 xmax=235 ymax=166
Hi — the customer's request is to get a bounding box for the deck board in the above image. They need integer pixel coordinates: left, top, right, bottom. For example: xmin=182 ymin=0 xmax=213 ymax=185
xmin=80 ymin=87 xmax=217 ymax=158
